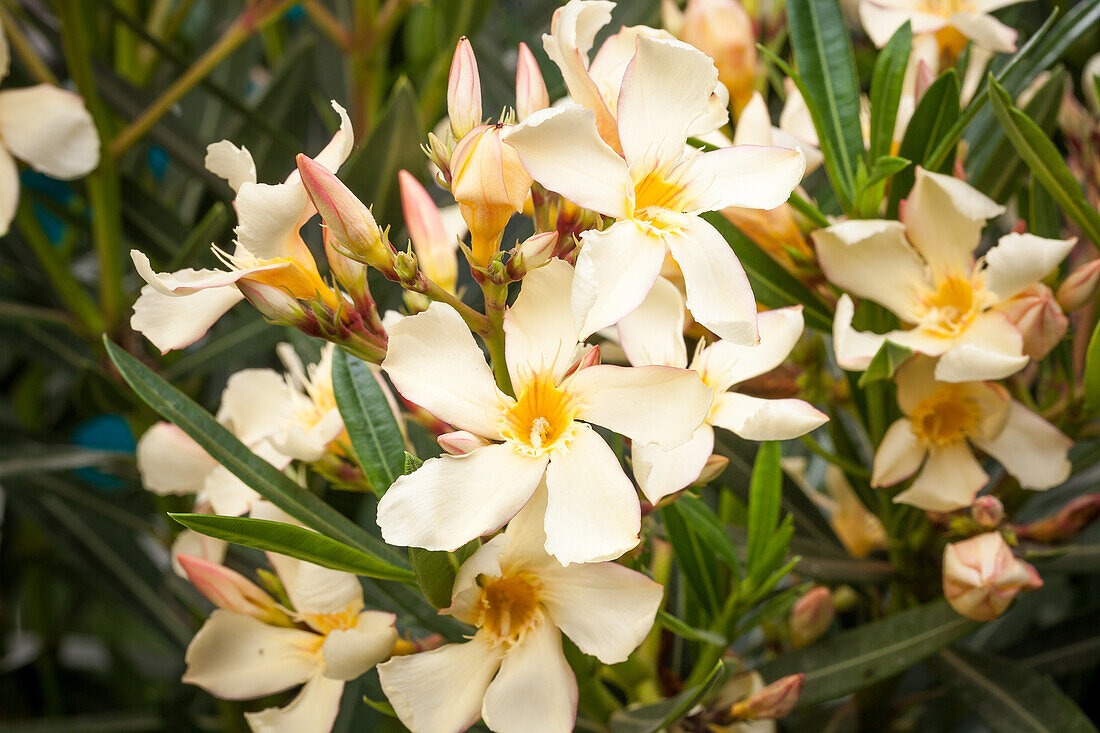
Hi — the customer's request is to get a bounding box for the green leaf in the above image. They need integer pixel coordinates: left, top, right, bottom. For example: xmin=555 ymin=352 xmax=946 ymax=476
xmin=856 ymin=156 xmax=910 ymax=218
xmin=757 ymin=600 xmax=977 ymax=707
xmin=671 ymin=494 xmax=741 ymax=580
xmin=857 ymin=340 xmax=913 ymax=387
xmin=332 ymin=348 xmax=406 ymax=496
xmin=103 ymin=338 xmax=405 ymax=567
xmin=931 ymin=649 xmax=1097 ymax=733
xmin=1027 ymin=178 xmax=1062 ymax=240
xmin=409 ymin=541 xmax=480 ymax=609
xmin=170 ymin=514 xmax=416 ymax=583
xmin=1084 ymin=316 xmax=1100 ymax=413
xmin=888 ymin=69 xmax=960 ymax=216
xmin=661 ymin=502 xmax=721 ymax=617
xmin=746 ymin=442 xmax=782 ymax=575
xmin=608 ymin=660 xmax=727 ymax=733
xmin=868 ymin=22 xmax=912 ymax=162
xmin=785 ymin=0 xmax=865 ymax=212
xmin=656 ymin=609 xmax=727 ymax=646
xmin=988 ymin=77 xmax=1100 ymax=248
xmin=701 ymin=212 xmax=833 ymax=333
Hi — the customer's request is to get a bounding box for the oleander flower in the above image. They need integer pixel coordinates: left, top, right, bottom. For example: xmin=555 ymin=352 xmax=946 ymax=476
xmin=377 ymin=259 xmax=712 ymax=565
xmin=399 ymin=169 xmax=467 ymax=298
xmin=816 ymin=167 xmax=1076 ymax=382
xmin=130 ymin=102 xmax=353 ymax=352
xmin=616 ymin=277 xmax=827 ymax=502
xmin=0 ymin=18 xmax=99 ymax=235
xmin=860 ymin=0 xmax=1028 ymax=57
xmin=377 ymin=488 xmax=663 ymax=733
xmin=872 ymin=356 xmax=1071 ymax=512
xmin=180 ymin=505 xmax=397 ymax=733
xmin=942 ymin=531 xmax=1042 ymax=621
xmin=509 ymin=35 xmax=804 ymax=344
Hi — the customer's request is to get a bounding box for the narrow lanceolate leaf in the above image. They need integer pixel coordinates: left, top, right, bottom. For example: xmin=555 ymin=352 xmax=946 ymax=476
xmin=757 ymin=600 xmax=977 ymax=707
xmin=332 ymin=348 xmax=406 ymax=496
xmin=671 ymin=494 xmax=741 ymax=580
xmin=1083 ymin=316 xmax=1100 ymax=413
xmin=746 ymin=442 xmax=783 ymax=575
xmin=932 ymin=649 xmax=1098 ymax=733
xmin=661 ymin=501 xmax=722 ymax=618
xmin=868 ymin=22 xmax=912 ymax=162
xmin=702 ymin=213 xmax=833 ymax=333
xmin=409 ymin=541 xmax=480 ymax=609
xmin=786 ymin=0 xmax=865 ymax=210
xmin=170 ymin=514 xmax=416 ymax=583
xmin=608 ymin=661 xmax=727 ymax=733
xmin=103 ymin=338 xmax=406 ymax=567
xmin=656 ymin=609 xmax=728 ymax=646
xmin=858 ymin=341 xmax=913 ymax=387
xmin=988 ymin=77 xmax=1100 ymax=249
xmin=888 ymin=69 xmax=960 ymax=216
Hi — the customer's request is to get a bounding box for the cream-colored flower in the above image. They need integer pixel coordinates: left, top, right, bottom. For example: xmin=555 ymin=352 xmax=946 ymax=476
xmin=378 ymin=259 xmax=712 ymax=565
xmin=509 ymin=35 xmax=804 ymax=344
xmin=377 ymin=488 xmax=663 ymax=733
xmin=0 ymin=18 xmax=99 ymax=235
xmin=617 ymin=277 xmax=827 ymax=502
xmin=872 ymin=356 xmax=1071 ymax=512
xmin=943 ymin=531 xmax=1042 ymax=621
xmin=816 ymin=167 xmax=1075 ymax=382
xmin=130 ymin=102 xmax=353 ymax=352
xmin=860 ymin=0 xmax=1028 ymax=57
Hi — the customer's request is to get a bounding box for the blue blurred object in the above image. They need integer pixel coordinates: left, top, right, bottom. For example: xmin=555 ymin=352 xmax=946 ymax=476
xmin=286 ymin=3 xmax=305 ymax=21
xmin=71 ymin=414 xmax=136 ymax=489
xmin=22 ymin=170 xmax=73 ymax=244
xmin=147 ymin=145 xmax=170 ymax=179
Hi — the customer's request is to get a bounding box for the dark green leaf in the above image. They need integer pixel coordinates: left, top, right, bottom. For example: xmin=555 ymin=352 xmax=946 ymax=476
xmin=857 ymin=340 xmax=913 ymax=387
xmin=868 ymin=23 xmax=912 ymax=162
xmin=1027 ymin=178 xmax=1062 ymax=240
xmin=608 ymin=661 xmax=727 ymax=733
xmin=661 ymin=502 xmax=721 ymax=617
xmin=888 ymin=70 xmax=960 ymax=216
xmin=672 ymin=494 xmax=741 ymax=580
xmin=656 ymin=609 xmax=727 ymax=646
xmin=746 ymin=442 xmax=782 ymax=575
xmin=170 ymin=513 xmax=415 ymax=583
xmin=409 ymin=541 xmax=480 ymax=609
xmin=332 ymin=348 xmax=406 ymax=496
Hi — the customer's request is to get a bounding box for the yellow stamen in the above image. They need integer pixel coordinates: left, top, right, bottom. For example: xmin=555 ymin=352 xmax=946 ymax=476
xmin=476 ymin=572 xmax=543 ymax=646
xmin=920 ymin=275 xmax=981 ymax=337
xmin=500 ymin=374 xmax=579 ymax=456
xmin=909 ymin=384 xmax=984 ymax=447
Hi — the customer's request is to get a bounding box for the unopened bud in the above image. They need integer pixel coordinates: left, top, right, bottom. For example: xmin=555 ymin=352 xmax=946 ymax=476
xmin=394 ymin=250 xmax=419 ymax=286
xmin=487 ymin=257 xmax=508 ymax=284
xmin=438 ymin=430 xmax=491 ymax=456
xmin=943 ymin=532 xmax=1043 ymax=621
xmin=971 ymin=496 xmax=1005 ymax=529
xmin=515 ymin=42 xmax=549 ymax=122
xmin=424 ymin=132 xmax=454 ymax=186
xmin=297 ymin=155 xmax=390 ymax=272
xmin=1015 ymin=493 xmax=1100 ymax=542
xmin=324 ymin=227 xmax=371 ymax=303
xmin=680 ymin=0 xmax=756 ymax=112
xmin=1056 ymin=258 xmax=1100 ymax=311
xmin=693 ymin=454 xmax=730 ymax=486
xmin=178 ymin=554 xmax=291 ymax=626
xmin=997 ymin=283 xmax=1067 ymax=359
xmin=236 ymin=279 xmax=309 ymax=325
xmin=508 ymin=232 xmax=558 ymax=279
xmin=562 ymin=345 xmax=602 ymax=380
xmin=448 ymin=38 xmax=483 ymax=140
xmin=400 ymin=170 xmax=462 ymax=294
xmin=731 ymin=674 xmax=804 ymax=721
xmin=789 ymin=587 xmax=834 ymax=649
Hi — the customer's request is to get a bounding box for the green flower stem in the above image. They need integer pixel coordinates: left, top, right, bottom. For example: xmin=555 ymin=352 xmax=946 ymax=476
xmin=799 ymin=434 xmax=871 ymax=479
xmin=419 ymin=275 xmax=493 ymax=336
xmin=480 ymin=279 xmax=513 ymax=396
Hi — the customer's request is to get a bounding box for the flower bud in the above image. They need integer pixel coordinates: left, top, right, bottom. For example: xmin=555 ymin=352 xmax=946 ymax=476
xmin=680 ymin=0 xmax=756 ymax=113
xmin=438 ymin=430 xmax=492 ymax=456
xmin=971 ymin=495 xmax=1005 ymax=529
xmin=1015 ymin=493 xmax=1100 ymax=542
xmin=394 ymin=250 xmax=419 ymax=287
xmin=1056 ymin=258 xmax=1100 ymax=312
xmin=730 ymin=674 xmax=804 ymax=721
xmin=448 ymin=38 xmax=483 ymax=140
xmin=789 ymin=587 xmax=834 ymax=649
xmin=824 ymin=466 xmax=888 ymax=559
xmin=399 ymin=170 xmax=463 ymax=294
xmin=506 ymin=232 xmax=557 ymax=280
xmin=236 ymin=278 xmax=309 ymax=325
xmin=943 ymin=532 xmax=1043 ymax=621
xmin=515 ymin=42 xmax=549 ymax=122
xmin=693 ymin=454 xmax=730 ymax=486
xmin=178 ymin=554 xmax=291 ymax=626
xmin=996 ymin=283 xmax=1068 ymax=360
xmin=297 ymin=154 xmax=391 ymax=272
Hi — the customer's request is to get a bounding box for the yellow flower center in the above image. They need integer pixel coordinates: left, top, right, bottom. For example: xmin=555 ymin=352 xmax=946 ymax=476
xmin=920 ymin=275 xmax=982 ymax=337
xmin=244 ymin=257 xmax=342 ymax=311
xmin=476 ymin=572 xmax=543 ymax=646
xmin=909 ymin=384 xmax=983 ymax=447
xmin=300 ymin=605 xmax=362 ymax=635
xmin=631 ymin=166 xmax=693 ymax=232
xmin=500 ymin=374 xmax=579 ymax=456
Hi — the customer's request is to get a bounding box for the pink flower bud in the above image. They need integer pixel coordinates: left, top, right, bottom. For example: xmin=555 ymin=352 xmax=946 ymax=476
xmin=1015 ymin=493 xmax=1100 ymax=542
xmin=448 ymin=37 xmax=483 ymax=140
xmin=297 ymin=154 xmax=391 ymax=271
xmin=971 ymin=496 xmax=1005 ymax=529
xmin=324 ymin=227 xmax=371 ymax=305
xmin=789 ymin=587 xmax=835 ymax=649
xmin=236 ymin=278 xmax=309 ymax=325
xmin=437 ymin=430 xmax=491 ymax=456
xmin=680 ymin=0 xmax=756 ymax=112
xmin=1056 ymin=258 xmax=1100 ymax=312
xmin=561 ymin=345 xmax=602 ymax=381
xmin=399 ymin=170 xmax=461 ymax=294
xmin=737 ymin=674 xmax=804 ymax=720
xmin=507 ymin=231 xmax=558 ymax=279
xmin=943 ymin=532 xmax=1043 ymax=621
xmin=178 ymin=554 xmax=290 ymax=625
xmin=693 ymin=454 xmax=729 ymax=486
xmin=996 ymin=283 xmax=1068 ymax=359
xmin=515 ymin=42 xmax=549 ymax=122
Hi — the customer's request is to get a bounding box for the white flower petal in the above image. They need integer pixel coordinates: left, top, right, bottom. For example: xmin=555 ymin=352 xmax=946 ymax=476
xmin=708 ymin=392 xmax=828 ymax=441
xmin=233 ymin=181 xmax=311 ymax=261
xmin=812 ymin=220 xmax=926 ymax=321
xmin=616 ymin=276 xmax=689 ymax=368
xmin=570 ymin=364 xmax=712 ymax=449
xmin=871 ymin=419 xmax=926 ymax=487
xmin=379 ymin=635 xmax=503 ymax=733
xmin=271 ymin=559 xmax=363 ymax=618
xmin=950 ymin=11 xmax=1018 ymax=53
xmin=504 ymin=259 xmax=580 ymax=389
xmin=377 ymin=444 xmax=548 ymax=551
xmin=321 ymin=611 xmax=397 ymax=680
xmin=544 ymin=424 xmax=641 ymax=564
xmin=130 ymin=283 xmax=244 ymax=353
xmin=665 ymin=217 xmax=759 ymax=344
xmin=0 ymin=85 xmax=99 ymax=179
xmin=244 ymin=674 xmax=345 ymax=733
xmin=201 ymin=465 xmax=261 ymax=516
xmin=972 ymin=401 xmax=1071 ymax=490
xmin=170 ymin=529 xmax=228 ymax=578
xmin=218 ymin=368 xmax=296 ymax=446
xmin=632 ymin=424 xmax=715 ymax=503
xmin=541 ymin=560 xmax=664 ymax=664
xmin=382 ymin=302 xmax=507 ymax=437
xmin=446 ymin=535 xmax=510 ymax=625
xmin=204 ymin=140 xmax=257 ymax=192
xmin=732 ymin=93 xmax=774 ymax=147
xmin=692 ymin=306 xmax=806 ymax=391
xmin=507 ymin=105 xmax=632 ymax=219
xmin=683 ymin=145 xmax=806 ymax=212
xmin=130 ymin=250 xmax=284 ymax=295
xmin=893 ymin=442 xmax=988 ymax=512
xmin=573 ymin=220 xmax=668 ymax=339
xmin=0 ymin=145 xmax=17 ymax=236
xmin=933 ymin=313 xmax=1028 ymax=382
xmin=832 ymin=294 xmax=889 ymax=371
xmin=136 ymin=422 xmax=217 ymax=496
xmin=182 ymin=610 xmax=321 ymax=699
xmin=859 ymin=3 xmax=943 ymax=46
xmin=482 ymin=620 xmax=577 ymax=733
xmin=312 ymin=101 xmax=355 ymax=174
xmin=982 ymin=233 xmax=1076 ymax=303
